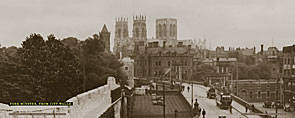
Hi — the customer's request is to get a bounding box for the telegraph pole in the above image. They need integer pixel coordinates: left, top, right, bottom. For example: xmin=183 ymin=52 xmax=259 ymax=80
xmin=236 ymin=61 xmax=238 ymax=95
xmin=191 ymin=63 xmax=194 ymax=108
xmin=162 ymin=74 xmax=166 ymax=118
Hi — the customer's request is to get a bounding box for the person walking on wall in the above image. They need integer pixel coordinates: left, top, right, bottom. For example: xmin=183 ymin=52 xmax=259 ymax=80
xmin=187 ymin=86 xmax=190 ymax=93
xmin=201 ymin=109 xmax=206 ymax=118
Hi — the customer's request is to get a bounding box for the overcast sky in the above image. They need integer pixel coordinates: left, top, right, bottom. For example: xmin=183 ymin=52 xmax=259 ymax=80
xmin=0 ymin=0 xmax=294 ymax=50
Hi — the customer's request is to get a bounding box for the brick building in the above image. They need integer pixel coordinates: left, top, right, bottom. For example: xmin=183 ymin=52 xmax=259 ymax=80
xmin=134 ymin=43 xmax=194 ymax=81
xmin=282 ymin=45 xmax=295 ymax=104
xmin=204 ymin=57 xmax=237 ymax=90
xmin=232 ymin=80 xmax=280 ymax=102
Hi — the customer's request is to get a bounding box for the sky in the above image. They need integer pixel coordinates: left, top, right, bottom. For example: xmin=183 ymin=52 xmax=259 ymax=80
xmin=0 ymin=0 xmax=294 ymax=51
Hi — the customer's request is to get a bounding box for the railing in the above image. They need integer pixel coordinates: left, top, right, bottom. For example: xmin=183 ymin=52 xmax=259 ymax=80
xmin=177 ymin=92 xmax=198 ymax=118
xmin=231 ymin=93 xmax=271 ymax=118
xmin=99 ymin=97 xmax=122 ymax=118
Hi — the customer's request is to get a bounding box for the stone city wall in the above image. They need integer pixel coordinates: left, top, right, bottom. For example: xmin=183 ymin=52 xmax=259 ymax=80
xmin=0 ymin=77 xmax=120 ymax=118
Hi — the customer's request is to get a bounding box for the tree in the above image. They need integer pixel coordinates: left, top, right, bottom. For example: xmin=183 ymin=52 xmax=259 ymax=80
xmin=79 ymin=35 xmax=127 ymax=90
xmin=17 ymin=34 xmax=82 ymax=101
xmin=0 ymin=33 xmax=126 ymax=103
xmin=235 ymin=62 xmax=272 ymax=80
xmin=193 ymin=63 xmax=216 ymax=81
xmin=43 ymin=35 xmax=82 ymax=101
xmin=18 ymin=34 xmax=47 ymax=101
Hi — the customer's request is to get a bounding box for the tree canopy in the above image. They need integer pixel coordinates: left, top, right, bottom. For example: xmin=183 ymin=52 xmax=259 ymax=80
xmin=0 ymin=33 xmax=126 ymax=103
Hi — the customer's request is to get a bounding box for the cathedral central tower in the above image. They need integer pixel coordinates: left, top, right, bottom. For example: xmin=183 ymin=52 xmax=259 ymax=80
xmin=132 ymin=15 xmax=147 ymax=41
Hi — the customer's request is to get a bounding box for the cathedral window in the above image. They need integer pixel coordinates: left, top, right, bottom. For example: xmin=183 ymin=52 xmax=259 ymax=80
xmin=135 ymin=28 xmax=139 ymax=37
xmin=173 ymin=24 xmax=176 ymax=36
xmin=142 ymin=28 xmax=146 ymax=37
xmin=123 ymin=29 xmax=128 ymax=37
xmin=118 ymin=29 xmax=121 ymax=37
xmin=170 ymin=24 xmax=173 ymax=36
xmin=159 ymin=24 xmax=162 ymax=37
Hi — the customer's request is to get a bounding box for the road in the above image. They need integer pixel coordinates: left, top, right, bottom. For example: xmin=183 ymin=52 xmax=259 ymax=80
xmin=182 ymin=83 xmax=261 ymax=118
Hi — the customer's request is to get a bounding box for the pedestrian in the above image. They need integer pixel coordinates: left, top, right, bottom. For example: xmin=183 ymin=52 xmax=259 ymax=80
xmin=229 ymin=105 xmax=232 ymax=114
xmin=245 ymin=105 xmax=248 ymax=112
xmin=194 ymin=99 xmax=199 ymax=109
xmin=187 ymin=86 xmax=190 ymax=93
xmin=202 ymin=109 xmax=206 ymax=118
xmin=251 ymin=104 xmax=255 ymax=112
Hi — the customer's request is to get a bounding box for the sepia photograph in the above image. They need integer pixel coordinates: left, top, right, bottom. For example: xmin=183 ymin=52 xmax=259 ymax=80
xmin=0 ymin=0 xmax=295 ymax=118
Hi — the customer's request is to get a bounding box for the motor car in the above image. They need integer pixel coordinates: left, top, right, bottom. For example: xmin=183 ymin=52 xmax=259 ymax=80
xmin=272 ymin=100 xmax=283 ymax=109
xmin=156 ymin=97 xmax=164 ymax=105
xmin=151 ymin=93 xmax=157 ymax=100
xmin=218 ymin=115 xmax=226 ymax=118
xmin=263 ymin=101 xmax=272 ymax=108
xmin=284 ymin=104 xmax=291 ymax=112
xmin=157 ymin=100 xmax=164 ymax=105
xmin=152 ymin=100 xmax=157 ymax=105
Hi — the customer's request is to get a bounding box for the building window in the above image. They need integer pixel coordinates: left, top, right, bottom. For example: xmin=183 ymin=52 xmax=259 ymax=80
xmin=258 ymin=91 xmax=261 ymax=98
xmin=125 ymin=67 xmax=128 ymax=70
xmin=168 ymin=61 xmax=171 ymax=66
xmin=241 ymin=89 xmax=247 ymax=96
xmin=249 ymin=91 xmax=253 ymax=99
xmin=163 ymin=24 xmax=167 ymax=36
xmin=267 ymin=91 xmax=270 ymax=97
xmin=159 ymin=61 xmax=161 ymax=66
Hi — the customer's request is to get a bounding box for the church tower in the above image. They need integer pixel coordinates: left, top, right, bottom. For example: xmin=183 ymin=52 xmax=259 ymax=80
xmin=132 ymin=15 xmax=147 ymax=41
xmin=99 ymin=24 xmax=110 ymax=52
xmin=114 ymin=17 xmax=129 ymax=56
xmin=133 ymin=15 xmax=147 ymax=55
xmin=115 ymin=17 xmax=129 ymax=39
xmin=156 ymin=18 xmax=177 ymax=40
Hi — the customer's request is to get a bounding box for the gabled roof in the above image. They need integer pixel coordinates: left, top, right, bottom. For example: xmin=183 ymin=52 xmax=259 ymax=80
xmin=101 ymin=24 xmax=109 ymax=32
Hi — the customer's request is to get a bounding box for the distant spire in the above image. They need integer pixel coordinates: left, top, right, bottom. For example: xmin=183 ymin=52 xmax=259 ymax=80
xmin=101 ymin=24 xmax=108 ymax=32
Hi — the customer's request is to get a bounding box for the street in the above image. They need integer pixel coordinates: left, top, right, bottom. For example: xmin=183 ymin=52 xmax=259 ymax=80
xmin=182 ymin=83 xmax=261 ymax=118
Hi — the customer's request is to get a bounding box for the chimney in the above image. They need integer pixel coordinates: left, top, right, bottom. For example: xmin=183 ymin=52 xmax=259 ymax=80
xmin=260 ymin=44 xmax=264 ymax=55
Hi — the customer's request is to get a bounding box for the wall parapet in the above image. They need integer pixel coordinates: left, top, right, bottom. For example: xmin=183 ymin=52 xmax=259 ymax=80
xmin=0 ymin=76 xmax=120 ymax=118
